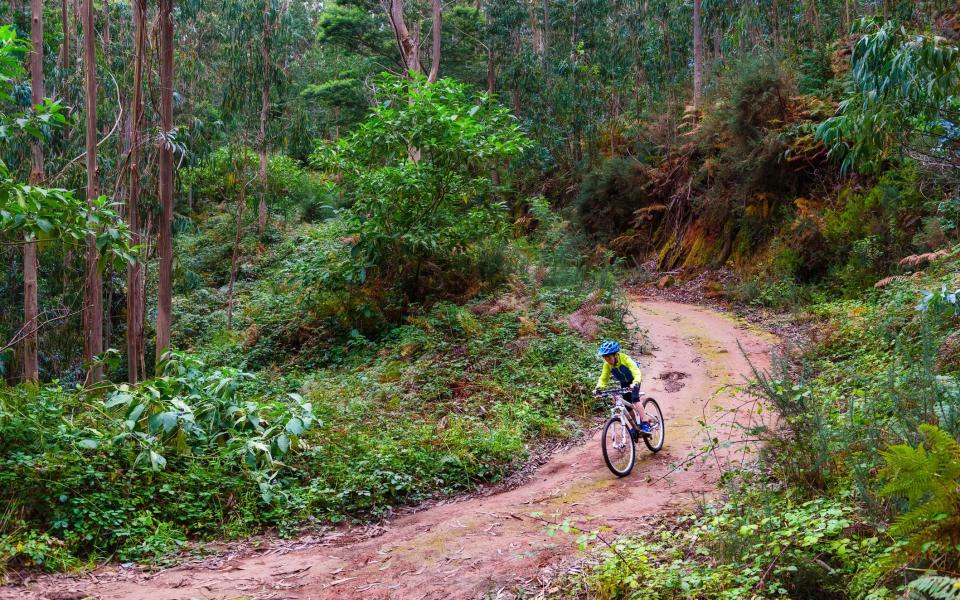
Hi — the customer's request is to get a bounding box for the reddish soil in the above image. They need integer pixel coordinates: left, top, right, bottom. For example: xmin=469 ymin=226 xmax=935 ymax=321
xmin=4 ymin=299 xmax=774 ymax=600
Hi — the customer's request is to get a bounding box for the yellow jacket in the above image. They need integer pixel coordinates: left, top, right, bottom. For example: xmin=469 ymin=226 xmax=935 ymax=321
xmin=596 ymin=352 xmax=642 ymax=389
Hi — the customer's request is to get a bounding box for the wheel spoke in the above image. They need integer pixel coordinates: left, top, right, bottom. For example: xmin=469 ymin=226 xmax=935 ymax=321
xmin=603 ymin=419 xmax=634 ymax=474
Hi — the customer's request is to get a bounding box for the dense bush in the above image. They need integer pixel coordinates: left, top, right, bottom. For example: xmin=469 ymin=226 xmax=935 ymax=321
xmin=181 ymin=145 xmax=328 ymax=218
xmin=0 ymin=355 xmax=315 ymax=570
xmin=312 ymin=74 xmax=532 ymax=305
xmin=580 ymin=493 xmax=874 ymax=599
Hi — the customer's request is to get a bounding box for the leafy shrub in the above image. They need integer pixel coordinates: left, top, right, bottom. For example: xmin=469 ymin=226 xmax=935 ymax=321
xmin=817 ymin=19 xmax=960 ymax=176
xmin=96 ymin=350 xmax=316 ymax=478
xmin=723 ymin=56 xmax=796 ymax=145
xmin=312 ymin=73 xmax=532 ymax=304
xmin=0 ymin=351 xmax=318 ymax=573
xmin=877 ymin=424 xmax=960 ymax=575
xmin=579 ymin=493 xmax=874 ymax=599
xmin=181 ymin=145 xmax=325 ymax=218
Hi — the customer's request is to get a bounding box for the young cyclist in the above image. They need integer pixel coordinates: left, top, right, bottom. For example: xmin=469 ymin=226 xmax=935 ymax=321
xmin=593 ymin=340 xmax=651 ymax=434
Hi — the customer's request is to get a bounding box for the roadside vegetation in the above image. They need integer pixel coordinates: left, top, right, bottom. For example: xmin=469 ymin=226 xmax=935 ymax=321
xmin=548 ymin=11 xmax=960 ymax=598
xmin=0 ymin=72 xmax=630 ymax=572
xmin=2 ymin=0 xmax=959 ymax=596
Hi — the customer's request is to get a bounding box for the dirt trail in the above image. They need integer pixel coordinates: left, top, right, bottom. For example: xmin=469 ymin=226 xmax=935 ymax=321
xmin=7 ymin=299 xmax=774 ymax=600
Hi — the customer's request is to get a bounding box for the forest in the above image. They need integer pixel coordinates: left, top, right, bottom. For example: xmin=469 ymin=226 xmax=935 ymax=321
xmin=0 ymin=0 xmax=959 ymax=597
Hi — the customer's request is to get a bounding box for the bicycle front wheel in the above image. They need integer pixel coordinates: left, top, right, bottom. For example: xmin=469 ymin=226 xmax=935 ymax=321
xmin=643 ymin=398 xmax=665 ymax=453
xmin=602 ymin=417 xmax=635 ymax=477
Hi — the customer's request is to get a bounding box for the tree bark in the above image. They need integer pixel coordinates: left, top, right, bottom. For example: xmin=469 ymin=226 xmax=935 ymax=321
xmin=127 ymin=0 xmax=146 ymax=383
xmin=427 ymin=0 xmax=441 ymax=83
xmin=102 ymin=0 xmax=110 ymax=60
xmin=541 ymin=0 xmax=549 ymax=58
xmin=155 ymin=0 xmax=174 ymax=368
xmin=382 ymin=0 xmax=421 ymax=74
xmin=692 ymin=0 xmax=703 ymax=111
xmin=529 ymin=0 xmax=543 ymax=57
xmin=82 ymin=0 xmax=103 ymax=383
xmin=771 ymin=0 xmax=781 ymax=49
xmin=23 ymin=0 xmax=44 ymax=383
xmin=257 ymin=0 xmax=271 ymax=236
xmin=60 ymin=0 xmax=70 ymax=68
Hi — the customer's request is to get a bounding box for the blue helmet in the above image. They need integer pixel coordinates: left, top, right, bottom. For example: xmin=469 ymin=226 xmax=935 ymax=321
xmin=597 ymin=340 xmax=620 ymax=358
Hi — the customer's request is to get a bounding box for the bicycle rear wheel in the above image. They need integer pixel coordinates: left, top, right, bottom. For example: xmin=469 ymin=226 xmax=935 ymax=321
xmin=643 ymin=398 xmax=665 ymax=453
xmin=601 ymin=417 xmax=635 ymax=477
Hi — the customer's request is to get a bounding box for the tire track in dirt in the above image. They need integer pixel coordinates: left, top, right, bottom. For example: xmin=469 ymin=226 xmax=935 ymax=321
xmin=5 ymin=299 xmax=775 ymax=600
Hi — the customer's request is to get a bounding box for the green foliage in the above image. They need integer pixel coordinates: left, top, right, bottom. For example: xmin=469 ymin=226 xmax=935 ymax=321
xmin=313 ymin=73 xmax=532 ymax=302
xmin=0 ymin=189 xmax=631 ymax=572
xmin=906 ymin=575 xmax=960 ymax=600
xmin=817 ymin=18 xmax=960 ymax=175
xmin=181 ymin=145 xmax=327 ymax=219
xmin=575 ymin=157 xmax=652 ymax=240
xmin=879 ymin=424 xmax=960 ymax=566
xmin=578 ymin=493 xmax=874 ymax=599
xmin=723 ymin=56 xmax=796 ymax=145
xmin=0 ymin=25 xmax=130 ymax=266
xmin=98 ymin=350 xmax=316 ymax=480
xmin=0 ymin=350 xmax=317 ymax=573
xmin=300 ymin=77 xmax=368 ymax=128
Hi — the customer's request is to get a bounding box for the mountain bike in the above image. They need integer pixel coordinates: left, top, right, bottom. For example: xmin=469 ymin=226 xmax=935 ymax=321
xmin=594 ymin=386 xmax=665 ymax=477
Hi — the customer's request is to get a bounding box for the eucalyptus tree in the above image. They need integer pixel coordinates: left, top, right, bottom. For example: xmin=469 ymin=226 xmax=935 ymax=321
xmin=155 ymin=0 xmax=175 ymax=366
xmin=81 ymin=0 xmax=103 ymax=382
xmin=126 ymin=0 xmax=147 ymax=382
xmin=22 ymin=0 xmax=44 ymax=381
xmin=0 ymin=26 xmax=131 ymax=370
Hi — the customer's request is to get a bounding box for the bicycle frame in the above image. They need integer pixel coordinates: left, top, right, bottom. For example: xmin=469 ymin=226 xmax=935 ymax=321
xmin=597 ymin=387 xmax=643 ymax=430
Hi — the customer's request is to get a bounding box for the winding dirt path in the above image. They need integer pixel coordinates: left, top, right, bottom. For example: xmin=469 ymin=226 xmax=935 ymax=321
xmin=6 ymin=299 xmax=774 ymax=600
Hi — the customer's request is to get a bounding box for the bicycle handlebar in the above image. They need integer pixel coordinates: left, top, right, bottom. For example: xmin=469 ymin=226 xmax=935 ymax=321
xmin=593 ymin=386 xmax=641 ymax=398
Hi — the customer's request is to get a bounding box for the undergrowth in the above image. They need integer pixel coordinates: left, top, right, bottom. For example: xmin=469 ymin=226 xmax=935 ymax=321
xmin=0 ymin=202 xmax=633 ymax=577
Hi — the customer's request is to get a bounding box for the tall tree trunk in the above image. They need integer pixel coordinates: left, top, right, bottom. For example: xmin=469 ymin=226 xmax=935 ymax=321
xmin=692 ymin=0 xmax=703 ymax=111
xmin=155 ymin=0 xmax=174 ymax=368
xmin=771 ymin=0 xmax=781 ymax=49
xmin=257 ymin=0 xmax=271 ymax=236
xmin=59 ymin=0 xmax=70 ymax=68
xmin=127 ymin=0 xmax=146 ymax=383
xmin=382 ymin=0 xmax=421 ymax=74
xmin=511 ymin=31 xmax=521 ymax=115
xmin=541 ymin=0 xmax=549 ymax=58
xmin=529 ymin=0 xmax=543 ymax=57
xmin=102 ymin=0 xmax=110 ymax=59
xmin=23 ymin=0 xmax=44 ymax=383
xmin=82 ymin=0 xmax=103 ymax=383
xmin=427 ymin=0 xmax=441 ymax=83
xmin=661 ymin=16 xmax=673 ymax=86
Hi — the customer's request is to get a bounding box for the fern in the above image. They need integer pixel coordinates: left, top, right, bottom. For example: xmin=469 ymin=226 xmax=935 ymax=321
xmin=879 ymin=424 xmax=960 ymax=558
xmin=907 ymin=575 xmax=960 ymax=600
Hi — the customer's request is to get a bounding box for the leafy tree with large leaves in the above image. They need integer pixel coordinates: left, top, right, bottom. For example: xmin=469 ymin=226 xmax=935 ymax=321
xmin=313 ymin=73 xmax=531 ymax=304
